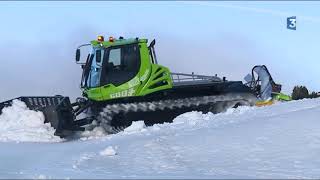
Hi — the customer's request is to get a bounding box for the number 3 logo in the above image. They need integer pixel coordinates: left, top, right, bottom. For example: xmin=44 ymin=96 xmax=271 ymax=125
xmin=289 ymin=19 xmax=296 ymax=28
xmin=287 ymin=16 xmax=296 ymax=30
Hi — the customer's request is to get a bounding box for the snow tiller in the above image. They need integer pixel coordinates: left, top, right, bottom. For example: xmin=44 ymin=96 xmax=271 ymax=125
xmin=0 ymin=36 xmax=268 ymax=137
xmin=244 ymin=65 xmax=292 ymax=106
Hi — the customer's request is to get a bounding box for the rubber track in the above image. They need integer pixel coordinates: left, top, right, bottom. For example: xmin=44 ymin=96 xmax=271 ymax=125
xmin=98 ymin=93 xmax=257 ymax=133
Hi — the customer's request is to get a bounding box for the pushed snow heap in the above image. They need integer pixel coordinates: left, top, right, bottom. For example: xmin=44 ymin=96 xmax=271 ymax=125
xmin=123 ymin=121 xmax=146 ymax=133
xmin=100 ymin=146 xmax=117 ymax=156
xmin=0 ymin=100 xmax=61 ymax=142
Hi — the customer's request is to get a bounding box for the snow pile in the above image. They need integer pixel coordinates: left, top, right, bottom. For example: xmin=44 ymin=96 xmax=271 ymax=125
xmin=123 ymin=121 xmax=146 ymax=133
xmin=173 ymin=105 xmax=253 ymax=126
xmin=100 ymin=146 xmax=117 ymax=156
xmin=80 ymin=126 xmax=108 ymax=140
xmin=0 ymin=100 xmax=61 ymax=142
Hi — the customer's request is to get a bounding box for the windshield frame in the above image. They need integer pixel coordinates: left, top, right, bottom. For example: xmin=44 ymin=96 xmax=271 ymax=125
xmin=81 ymin=47 xmax=105 ymax=88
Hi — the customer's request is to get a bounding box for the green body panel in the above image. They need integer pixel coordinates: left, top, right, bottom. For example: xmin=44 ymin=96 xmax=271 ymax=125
xmin=272 ymin=92 xmax=292 ymax=101
xmin=85 ymin=87 xmax=103 ymax=101
xmin=137 ymin=64 xmax=173 ymax=96
xmin=83 ymin=38 xmax=173 ymax=101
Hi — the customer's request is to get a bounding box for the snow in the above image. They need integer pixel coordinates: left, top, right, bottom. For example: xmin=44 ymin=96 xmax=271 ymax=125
xmin=0 ymin=98 xmax=320 ymax=178
xmin=0 ymin=100 xmax=61 ymax=142
xmin=80 ymin=126 xmax=108 ymax=141
xmin=99 ymin=146 xmax=117 ymax=156
xmin=36 ymin=174 xmax=48 ymax=179
xmin=123 ymin=120 xmax=146 ymax=133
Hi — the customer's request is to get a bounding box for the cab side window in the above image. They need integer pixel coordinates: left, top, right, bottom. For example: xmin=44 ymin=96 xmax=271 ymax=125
xmin=109 ymin=48 xmax=121 ymax=66
xmin=101 ymin=44 xmax=140 ymax=86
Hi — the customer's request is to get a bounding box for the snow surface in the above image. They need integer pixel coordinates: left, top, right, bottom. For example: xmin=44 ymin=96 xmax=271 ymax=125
xmin=99 ymin=146 xmax=117 ymax=156
xmin=0 ymin=98 xmax=320 ymax=178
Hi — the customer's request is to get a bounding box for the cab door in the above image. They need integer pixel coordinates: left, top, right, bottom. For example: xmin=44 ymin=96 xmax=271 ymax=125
xmin=100 ymin=44 xmax=141 ymax=100
xmin=84 ymin=49 xmax=105 ymax=101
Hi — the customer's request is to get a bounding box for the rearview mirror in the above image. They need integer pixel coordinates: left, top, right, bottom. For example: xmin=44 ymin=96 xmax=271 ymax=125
xmin=76 ymin=49 xmax=80 ymax=62
xmin=96 ymin=50 xmax=101 ymax=63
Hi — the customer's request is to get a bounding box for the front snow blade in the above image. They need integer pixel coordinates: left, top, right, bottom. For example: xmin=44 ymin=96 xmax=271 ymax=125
xmin=0 ymin=96 xmax=78 ymax=137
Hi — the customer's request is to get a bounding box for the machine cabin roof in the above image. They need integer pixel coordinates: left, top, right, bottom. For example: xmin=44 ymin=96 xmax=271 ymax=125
xmin=91 ymin=37 xmax=148 ymax=49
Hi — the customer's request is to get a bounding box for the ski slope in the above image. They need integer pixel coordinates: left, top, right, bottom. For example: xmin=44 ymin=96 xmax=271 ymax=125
xmin=0 ymin=98 xmax=320 ymax=179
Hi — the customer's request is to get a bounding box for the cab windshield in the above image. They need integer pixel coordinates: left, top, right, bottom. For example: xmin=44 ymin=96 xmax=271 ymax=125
xmin=81 ymin=48 xmax=104 ymax=88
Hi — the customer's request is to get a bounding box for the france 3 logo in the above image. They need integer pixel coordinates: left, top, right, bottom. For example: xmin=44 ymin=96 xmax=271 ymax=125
xmin=287 ymin=16 xmax=296 ymax=30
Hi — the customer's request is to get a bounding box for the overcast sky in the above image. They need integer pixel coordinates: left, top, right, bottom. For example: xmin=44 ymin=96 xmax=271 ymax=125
xmin=0 ymin=1 xmax=319 ymax=101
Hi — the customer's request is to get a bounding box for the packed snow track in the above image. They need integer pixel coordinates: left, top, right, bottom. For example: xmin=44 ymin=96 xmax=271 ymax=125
xmin=0 ymin=98 xmax=320 ymax=178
